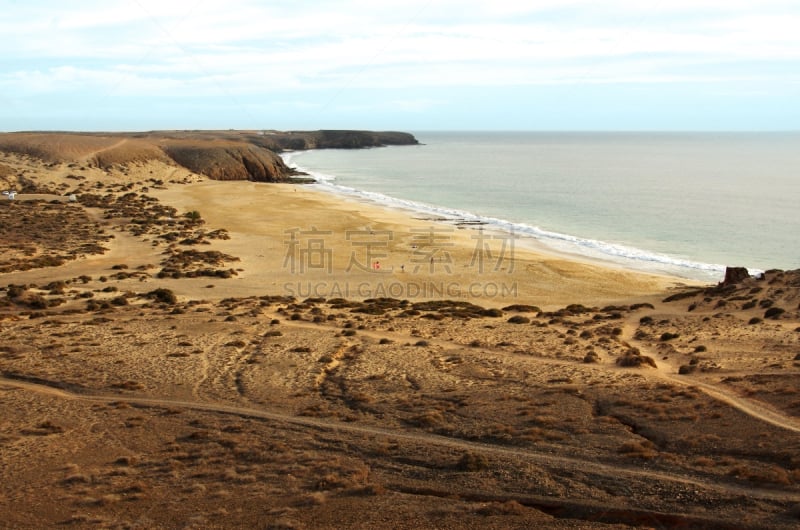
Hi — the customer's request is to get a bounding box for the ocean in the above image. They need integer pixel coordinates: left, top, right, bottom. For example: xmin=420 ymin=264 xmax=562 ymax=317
xmin=282 ymin=132 xmax=800 ymax=282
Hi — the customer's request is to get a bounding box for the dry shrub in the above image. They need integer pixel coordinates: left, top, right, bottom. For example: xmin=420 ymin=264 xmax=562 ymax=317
xmin=62 ymin=473 xmax=91 ymax=485
xmin=692 ymin=456 xmax=716 ymax=467
xmin=583 ymin=351 xmax=601 ymax=363
xmin=618 ymin=440 xmax=658 ymax=459
xmin=617 ymin=349 xmax=657 ymax=368
xmin=21 ymin=420 xmax=64 ymax=436
xmin=475 ymin=500 xmax=527 ymax=516
xmin=94 ymin=494 xmax=123 ymax=506
xmin=456 ymin=451 xmax=489 ymax=471
xmin=346 ymin=483 xmax=387 ymax=496
xmin=728 ymin=465 xmax=791 ymax=486
xmin=113 ymin=456 xmax=136 ymax=466
xmin=146 ymin=288 xmax=177 ymax=305
xmin=222 ymin=468 xmax=257 ymax=484
xmin=296 ymin=491 xmax=327 ymax=506
xmin=348 ymin=391 xmax=374 ymax=404
xmin=110 ymin=380 xmax=144 ymax=390
xmin=765 ymin=307 xmax=785 ymax=319
xmin=410 ymin=410 xmax=445 ymax=428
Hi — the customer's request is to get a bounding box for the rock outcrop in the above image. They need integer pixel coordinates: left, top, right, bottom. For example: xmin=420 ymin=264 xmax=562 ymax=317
xmin=244 ymin=130 xmax=418 ymax=151
xmin=721 ymin=266 xmax=750 ymax=286
xmin=161 ymin=141 xmax=293 ymax=182
xmin=0 ymin=129 xmax=419 ymax=183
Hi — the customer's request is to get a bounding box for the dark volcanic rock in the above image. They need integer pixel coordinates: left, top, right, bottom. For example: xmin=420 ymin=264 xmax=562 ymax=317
xmin=161 ymin=141 xmax=293 ymax=182
xmin=252 ymin=130 xmax=419 ymax=151
xmin=721 ymin=267 xmax=750 ymax=286
xmin=315 ymin=130 xmax=418 ymax=149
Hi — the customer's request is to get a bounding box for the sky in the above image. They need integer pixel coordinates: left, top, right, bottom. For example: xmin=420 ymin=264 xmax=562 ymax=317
xmin=2 ymin=0 xmax=799 ymax=131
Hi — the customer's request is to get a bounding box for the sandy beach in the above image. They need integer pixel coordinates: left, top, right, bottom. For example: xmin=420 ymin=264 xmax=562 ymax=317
xmin=153 ymin=178 xmax=684 ymax=307
xmin=1 ymin=144 xmax=799 ymax=529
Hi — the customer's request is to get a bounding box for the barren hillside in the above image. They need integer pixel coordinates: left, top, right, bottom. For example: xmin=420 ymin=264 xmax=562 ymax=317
xmin=0 ymin=130 xmax=418 ymax=183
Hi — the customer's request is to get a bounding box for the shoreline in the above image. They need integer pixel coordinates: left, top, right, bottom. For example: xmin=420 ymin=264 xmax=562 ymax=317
xmin=282 ymin=148 xmax=732 ymax=283
xmin=153 ymin=178 xmax=698 ymax=309
xmin=0 ymin=143 xmax=703 ymax=309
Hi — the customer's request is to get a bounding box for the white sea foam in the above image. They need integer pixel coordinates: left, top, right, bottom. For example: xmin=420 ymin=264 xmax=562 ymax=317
xmin=283 ymin=151 xmax=732 ymax=281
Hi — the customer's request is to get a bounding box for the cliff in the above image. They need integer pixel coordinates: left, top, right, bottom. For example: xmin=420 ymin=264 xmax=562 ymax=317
xmin=252 ymin=130 xmax=419 ymax=151
xmin=160 ymin=141 xmax=294 ymax=182
xmin=0 ymin=130 xmax=419 ymax=183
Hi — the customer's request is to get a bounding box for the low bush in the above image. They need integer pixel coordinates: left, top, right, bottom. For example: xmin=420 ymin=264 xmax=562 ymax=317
xmin=765 ymin=307 xmax=785 ymax=320
xmin=146 ymin=288 xmax=177 ymax=305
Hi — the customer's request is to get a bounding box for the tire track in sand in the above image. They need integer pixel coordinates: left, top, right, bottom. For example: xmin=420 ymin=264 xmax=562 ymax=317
xmin=276 ymin=312 xmax=800 ymax=434
xmin=1 ymin=374 xmax=797 ymax=504
xmin=618 ymin=316 xmax=800 ymax=434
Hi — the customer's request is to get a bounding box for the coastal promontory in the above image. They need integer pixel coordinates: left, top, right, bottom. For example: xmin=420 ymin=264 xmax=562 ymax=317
xmin=0 ymin=129 xmax=418 ymax=184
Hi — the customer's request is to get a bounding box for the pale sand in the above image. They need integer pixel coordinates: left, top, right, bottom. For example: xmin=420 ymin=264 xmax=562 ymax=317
xmin=0 ymin=152 xmax=696 ymax=308
xmin=152 ymin=179 xmax=689 ymax=308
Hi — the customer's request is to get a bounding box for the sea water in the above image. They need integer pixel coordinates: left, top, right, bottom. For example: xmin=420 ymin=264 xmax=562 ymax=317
xmin=282 ymin=132 xmax=800 ymax=281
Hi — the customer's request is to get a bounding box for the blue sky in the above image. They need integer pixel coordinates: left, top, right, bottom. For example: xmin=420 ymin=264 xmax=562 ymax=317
xmin=2 ymin=0 xmax=799 ymax=131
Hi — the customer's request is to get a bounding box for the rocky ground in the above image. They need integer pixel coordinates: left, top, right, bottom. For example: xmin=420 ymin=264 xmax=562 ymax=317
xmin=0 ymin=140 xmax=799 ymax=529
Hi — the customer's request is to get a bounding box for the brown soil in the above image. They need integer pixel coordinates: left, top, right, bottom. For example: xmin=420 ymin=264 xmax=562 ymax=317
xmin=0 ymin=143 xmax=798 ymax=529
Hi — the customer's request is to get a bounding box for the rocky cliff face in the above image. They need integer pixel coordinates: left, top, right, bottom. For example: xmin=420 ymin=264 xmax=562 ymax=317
xmin=308 ymin=130 xmax=419 ymax=149
xmin=248 ymin=130 xmax=419 ymax=151
xmin=161 ymin=141 xmax=293 ymax=182
xmin=161 ymin=130 xmax=417 ymax=180
xmin=0 ymin=129 xmax=419 ymax=183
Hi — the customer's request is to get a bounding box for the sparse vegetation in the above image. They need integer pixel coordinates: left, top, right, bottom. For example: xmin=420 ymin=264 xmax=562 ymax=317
xmin=145 ymin=288 xmax=177 ymax=305
xmin=1 ymin=139 xmax=799 ymax=529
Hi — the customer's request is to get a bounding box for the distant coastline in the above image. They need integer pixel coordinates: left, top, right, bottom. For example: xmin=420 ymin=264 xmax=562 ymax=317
xmin=0 ymin=129 xmax=419 ymax=183
xmin=283 ymin=131 xmax=800 ymax=281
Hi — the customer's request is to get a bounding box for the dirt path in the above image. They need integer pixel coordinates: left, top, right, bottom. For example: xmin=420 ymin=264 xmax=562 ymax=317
xmin=79 ymin=138 xmax=128 ymax=164
xmin=275 ymin=310 xmax=800 ymax=434
xmin=657 ymin=373 xmax=800 ymax=433
xmin=617 ymin=315 xmax=800 ymax=434
xmin=2 ymin=374 xmax=796 ymax=503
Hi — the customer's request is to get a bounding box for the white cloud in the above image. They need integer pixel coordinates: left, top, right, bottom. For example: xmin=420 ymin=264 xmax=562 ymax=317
xmin=2 ymin=0 xmax=799 ymax=96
